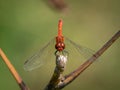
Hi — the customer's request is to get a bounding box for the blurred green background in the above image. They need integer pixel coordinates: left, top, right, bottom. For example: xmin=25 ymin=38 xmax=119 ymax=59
xmin=0 ymin=0 xmax=120 ymax=90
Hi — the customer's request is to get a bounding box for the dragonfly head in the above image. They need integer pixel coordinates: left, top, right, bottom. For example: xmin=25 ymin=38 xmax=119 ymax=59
xmin=55 ymin=42 xmax=65 ymax=51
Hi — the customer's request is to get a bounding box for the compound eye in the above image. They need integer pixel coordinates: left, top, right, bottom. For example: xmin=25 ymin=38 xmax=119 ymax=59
xmin=61 ymin=43 xmax=65 ymax=49
xmin=55 ymin=43 xmax=61 ymax=49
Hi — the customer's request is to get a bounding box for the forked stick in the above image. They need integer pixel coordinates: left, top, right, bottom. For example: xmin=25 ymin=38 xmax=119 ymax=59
xmin=0 ymin=49 xmax=29 ymax=90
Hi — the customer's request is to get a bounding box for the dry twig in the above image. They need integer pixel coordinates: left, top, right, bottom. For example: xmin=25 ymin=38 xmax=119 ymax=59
xmin=0 ymin=49 xmax=29 ymax=90
xmin=47 ymin=0 xmax=68 ymax=11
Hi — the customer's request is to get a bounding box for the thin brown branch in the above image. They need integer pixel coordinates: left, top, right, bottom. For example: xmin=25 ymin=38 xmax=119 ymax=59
xmin=48 ymin=0 xmax=67 ymax=11
xmin=58 ymin=30 xmax=120 ymax=89
xmin=0 ymin=48 xmax=30 ymax=90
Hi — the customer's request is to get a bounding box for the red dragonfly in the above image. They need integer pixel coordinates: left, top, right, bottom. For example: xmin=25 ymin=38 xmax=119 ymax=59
xmin=24 ymin=20 xmax=94 ymax=71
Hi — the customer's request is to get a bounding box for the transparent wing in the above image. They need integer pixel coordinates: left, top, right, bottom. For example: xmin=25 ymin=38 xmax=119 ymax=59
xmin=24 ymin=38 xmax=56 ymax=71
xmin=65 ymin=37 xmax=95 ymax=61
xmin=24 ymin=36 xmax=95 ymax=71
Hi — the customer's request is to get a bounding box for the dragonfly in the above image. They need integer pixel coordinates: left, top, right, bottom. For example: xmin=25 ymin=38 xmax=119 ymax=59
xmin=24 ymin=19 xmax=94 ymax=71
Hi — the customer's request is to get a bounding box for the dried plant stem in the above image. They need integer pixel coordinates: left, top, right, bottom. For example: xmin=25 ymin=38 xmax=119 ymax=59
xmin=45 ymin=66 xmax=63 ymax=90
xmin=0 ymin=48 xmax=29 ymax=90
xmin=48 ymin=0 xmax=67 ymax=11
xmin=58 ymin=30 xmax=120 ymax=89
